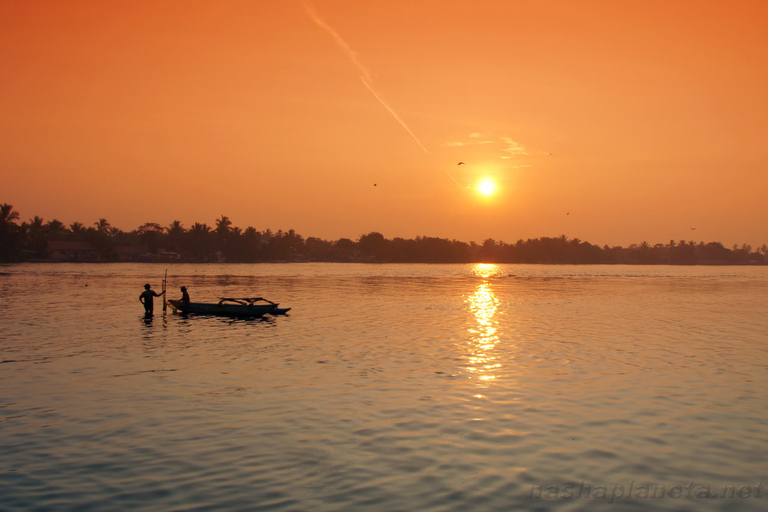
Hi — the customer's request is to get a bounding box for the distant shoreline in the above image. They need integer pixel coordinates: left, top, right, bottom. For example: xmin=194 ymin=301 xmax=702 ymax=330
xmin=1 ymin=204 xmax=765 ymax=265
xmin=6 ymin=260 xmax=766 ymax=267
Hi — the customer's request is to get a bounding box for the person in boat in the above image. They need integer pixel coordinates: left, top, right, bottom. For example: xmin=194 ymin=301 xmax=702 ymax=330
xmin=179 ymin=286 xmax=190 ymax=303
xmin=139 ymin=283 xmax=164 ymax=316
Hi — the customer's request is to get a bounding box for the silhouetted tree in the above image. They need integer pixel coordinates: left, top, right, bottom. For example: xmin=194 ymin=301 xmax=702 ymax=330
xmin=68 ymin=221 xmax=85 ymax=240
xmin=44 ymin=219 xmax=67 ymax=241
xmin=84 ymin=219 xmax=115 ymax=260
xmin=305 ymin=236 xmax=333 ymax=261
xmin=94 ymin=218 xmax=111 ymax=233
xmin=240 ymin=226 xmax=264 ymax=262
xmin=22 ymin=216 xmax=47 ymax=256
xmin=2 ymin=203 xmax=767 ymax=264
xmin=136 ymin=223 xmax=164 ymax=254
xmin=0 ymin=203 xmax=22 ymax=261
xmin=166 ymin=220 xmax=186 ymax=253
xmin=0 ymin=204 xmax=20 ymax=225
xmin=480 ymin=239 xmax=500 ymax=262
xmin=186 ymin=222 xmax=213 ymax=261
xmin=267 ymin=229 xmax=305 ymax=260
xmin=358 ymin=232 xmax=388 ymax=261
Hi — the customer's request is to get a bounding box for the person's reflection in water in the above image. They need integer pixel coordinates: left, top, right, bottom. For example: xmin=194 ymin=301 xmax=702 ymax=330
xmin=139 ymin=283 xmax=164 ymax=317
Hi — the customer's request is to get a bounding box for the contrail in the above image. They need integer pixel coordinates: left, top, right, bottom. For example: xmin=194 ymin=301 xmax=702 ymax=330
xmin=445 ymin=170 xmax=464 ymax=189
xmin=358 ymin=78 xmax=428 ymax=153
xmin=303 ymin=1 xmax=428 ymax=153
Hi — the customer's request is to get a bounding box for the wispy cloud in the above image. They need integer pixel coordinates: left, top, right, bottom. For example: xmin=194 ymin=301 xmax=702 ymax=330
xmin=303 ymin=1 xmax=428 ymax=153
xmin=442 ymin=140 xmax=494 ymax=147
xmin=443 ymin=133 xmax=530 ymax=159
xmin=499 ymin=137 xmax=529 ymax=159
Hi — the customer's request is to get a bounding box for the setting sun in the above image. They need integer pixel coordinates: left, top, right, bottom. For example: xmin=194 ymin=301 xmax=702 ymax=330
xmin=478 ymin=179 xmax=496 ymax=196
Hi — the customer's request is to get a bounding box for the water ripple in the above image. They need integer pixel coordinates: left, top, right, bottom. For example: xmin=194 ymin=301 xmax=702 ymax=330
xmin=1 ymin=263 xmax=767 ymax=511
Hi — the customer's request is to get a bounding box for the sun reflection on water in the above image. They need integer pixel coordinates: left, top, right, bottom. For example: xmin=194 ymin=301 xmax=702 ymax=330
xmin=466 ymin=264 xmax=502 ymax=382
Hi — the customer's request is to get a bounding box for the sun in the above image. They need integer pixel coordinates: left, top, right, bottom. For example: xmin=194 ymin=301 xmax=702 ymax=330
xmin=477 ymin=178 xmax=496 ymax=196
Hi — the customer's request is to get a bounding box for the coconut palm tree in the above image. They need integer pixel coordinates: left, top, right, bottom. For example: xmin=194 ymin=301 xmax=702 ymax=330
xmin=94 ymin=218 xmax=111 ymax=233
xmin=0 ymin=203 xmax=22 ymax=261
xmin=187 ymin=222 xmax=212 ymax=261
xmin=166 ymin=220 xmax=186 ymax=254
xmin=68 ymin=221 xmax=85 ymax=241
xmin=0 ymin=203 xmax=20 ymax=226
xmin=215 ymin=215 xmax=231 ymax=233
xmin=25 ymin=216 xmax=47 ymax=254
xmin=137 ymin=222 xmax=165 ymax=253
xmin=45 ymin=219 xmax=67 ymax=241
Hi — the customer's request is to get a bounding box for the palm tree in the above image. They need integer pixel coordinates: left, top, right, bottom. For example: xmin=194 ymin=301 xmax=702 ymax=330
xmin=0 ymin=203 xmax=20 ymax=225
xmin=215 ymin=215 xmax=231 ymax=233
xmin=107 ymin=226 xmax=123 ymax=238
xmin=68 ymin=221 xmax=85 ymax=241
xmin=137 ymin=222 xmax=165 ymax=253
xmin=166 ymin=220 xmax=186 ymax=253
xmin=94 ymin=218 xmax=111 ymax=233
xmin=0 ymin=204 xmax=22 ymax=261
xmin=167 ymin=220 xmax=185 ymax=235
xmin=26 ymin=216 xmax=46 ymax=253
xmin=45 ymin=219 xmax=67 ymax=241
xmin=187 ymin=222 xmax=212 ymax=261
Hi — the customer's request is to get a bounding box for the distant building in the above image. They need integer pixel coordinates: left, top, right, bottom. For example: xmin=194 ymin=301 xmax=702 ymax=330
xmin=209 ymin=251 xmax=226 ymax=263
xmin=47 ymin=241 xmax=101 ymax=261
xmin=155 ymin=250 xmax=182 ymax=262
xmin=114 ymin=246 xmax=144 ymax=262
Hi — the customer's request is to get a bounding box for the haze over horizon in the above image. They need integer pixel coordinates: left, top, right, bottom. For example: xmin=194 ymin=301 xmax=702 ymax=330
xmin=2 ymin=0 xmax=766 ymax=248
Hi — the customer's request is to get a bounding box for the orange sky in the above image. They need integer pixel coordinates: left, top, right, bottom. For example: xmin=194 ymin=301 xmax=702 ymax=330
xmin=2 ymin=0 xmax=767 ymax=247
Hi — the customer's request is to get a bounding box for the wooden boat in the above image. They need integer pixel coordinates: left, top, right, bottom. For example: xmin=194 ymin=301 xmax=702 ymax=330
xmin=168 ymin=297 xmax=277 ymax=317
xmin=268 ymin=307 xmax=291 ymax=315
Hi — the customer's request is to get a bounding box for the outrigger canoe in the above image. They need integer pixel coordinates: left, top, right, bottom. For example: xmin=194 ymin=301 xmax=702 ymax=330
xmin=168 ymin=297 xmax=278 ymax=318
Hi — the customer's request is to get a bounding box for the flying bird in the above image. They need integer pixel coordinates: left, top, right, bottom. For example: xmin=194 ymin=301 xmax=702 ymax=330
xmin=457 ymin=162 xmax=465 ymax=165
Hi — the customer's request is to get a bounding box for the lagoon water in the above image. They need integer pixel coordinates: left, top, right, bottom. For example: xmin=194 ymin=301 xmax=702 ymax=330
xmin=1 ymin=263 xmax=767 ymax=511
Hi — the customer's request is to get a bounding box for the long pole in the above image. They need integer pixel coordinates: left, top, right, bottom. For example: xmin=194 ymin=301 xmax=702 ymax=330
xmin=162 ymin=269 xmax=167 ymax=314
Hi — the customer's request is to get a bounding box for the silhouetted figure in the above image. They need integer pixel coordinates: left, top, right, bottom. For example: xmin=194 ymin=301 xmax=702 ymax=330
xmin=179 ymin=286 xmax=190 ymax=303
xmin=139 ymin=283 xmax=164 ymax=316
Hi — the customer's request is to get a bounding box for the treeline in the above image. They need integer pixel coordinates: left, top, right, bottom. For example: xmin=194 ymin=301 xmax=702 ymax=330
xmin=1 ymin=203 xmax=766 ymax=264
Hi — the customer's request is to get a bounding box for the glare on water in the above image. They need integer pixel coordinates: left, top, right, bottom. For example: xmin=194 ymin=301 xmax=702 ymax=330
xmin=467 ymin=265 xmax=502 ymax=383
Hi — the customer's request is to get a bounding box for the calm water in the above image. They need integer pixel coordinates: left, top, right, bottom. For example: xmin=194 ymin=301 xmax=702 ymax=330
xmin=1 ymin=263 xmax=767 ymax=511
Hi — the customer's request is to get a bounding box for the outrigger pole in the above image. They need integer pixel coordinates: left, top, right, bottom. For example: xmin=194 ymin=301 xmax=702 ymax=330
xmin=162 ymin=269 xmax=168 ymax=314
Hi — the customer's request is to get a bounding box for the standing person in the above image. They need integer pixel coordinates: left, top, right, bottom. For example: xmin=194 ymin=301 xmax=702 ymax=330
xmin=179 ymin=286 xmax=190 ymax=303
xmin=139 ymin=283 xmax=164 ymax=316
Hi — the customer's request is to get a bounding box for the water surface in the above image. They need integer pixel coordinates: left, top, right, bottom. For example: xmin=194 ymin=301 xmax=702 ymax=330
xmin=1 ymin=263 xmax=767 ymax=511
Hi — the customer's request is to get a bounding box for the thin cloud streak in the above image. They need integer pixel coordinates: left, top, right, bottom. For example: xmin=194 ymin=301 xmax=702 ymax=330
xmin=358 ymin=77 xmax=429 ymax=153
xmin=442 ymin=140 xmax=494 ymax=147
xmin=500 ymin=137 xmax=529 ymax=158
xmin=444 ymin=133 xmax=530 ymax=160
xmin=304 ymin=1 xmax=428 ymax=153
xmin=445 ymin=169 xmax=465 ymax=190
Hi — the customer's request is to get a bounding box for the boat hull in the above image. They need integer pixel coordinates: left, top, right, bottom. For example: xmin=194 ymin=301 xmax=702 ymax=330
xmin=168 ymin=300 xmax=276 ymax=317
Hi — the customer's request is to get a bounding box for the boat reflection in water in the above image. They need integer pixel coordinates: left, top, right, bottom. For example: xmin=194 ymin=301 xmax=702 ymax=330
xmin=466 ymin=264 xmax=502 ymax=384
